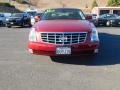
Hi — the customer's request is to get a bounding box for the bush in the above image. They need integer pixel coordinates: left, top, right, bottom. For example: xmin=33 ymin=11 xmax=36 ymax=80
xmin=92 ymin=0 xmax=98 ymax=9
xmin=0 ymin=3 xmax=15 ymax=7
xmin=16 ymin=0 xmax=28 ymax=4
xmin=107 ymin=0 xmax=120 ymax=6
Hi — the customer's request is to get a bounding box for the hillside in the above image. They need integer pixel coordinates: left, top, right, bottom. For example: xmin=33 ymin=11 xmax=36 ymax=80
xmin=0 ymin=0 xmax=109 ymax=13
xmin=31 ymin=0 xmax=109 ymax=10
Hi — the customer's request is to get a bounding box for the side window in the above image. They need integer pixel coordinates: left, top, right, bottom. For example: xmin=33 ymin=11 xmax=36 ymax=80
xmin=79 ymin=11 xmax=85 ymax=20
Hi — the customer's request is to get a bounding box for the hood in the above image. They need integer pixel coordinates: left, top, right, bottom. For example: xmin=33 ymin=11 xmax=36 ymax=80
xmin=34 ymin=20 xmax=93 ymax=32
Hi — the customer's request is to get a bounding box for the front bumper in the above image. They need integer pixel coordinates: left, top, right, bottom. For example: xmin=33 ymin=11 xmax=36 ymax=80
xmin=7 ymin=20 xmax=22 ymax=26
xmin=28 ymin=42 xmax=99 ymax=56
xmin=111 ymin=21 xmax=120 ymax=26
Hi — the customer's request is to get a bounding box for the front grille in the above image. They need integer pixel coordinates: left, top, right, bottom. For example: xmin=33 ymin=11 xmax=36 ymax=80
xmin=9 ymin=20 xmax=16 ymax=23
xmin=41 ymin=32 xmax=87 ymax=45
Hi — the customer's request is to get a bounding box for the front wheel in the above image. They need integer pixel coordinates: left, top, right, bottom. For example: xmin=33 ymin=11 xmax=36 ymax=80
xmin=28 ymin=23 xmax=32 ymax=27
xmin=21 ymin=22 xmax=25 ymax=28
xmin=6 ymin=24 xmax=11 ymax=28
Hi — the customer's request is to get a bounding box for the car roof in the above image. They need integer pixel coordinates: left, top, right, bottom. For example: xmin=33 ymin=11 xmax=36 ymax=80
xmin=45 ymin=8 xmax=81 ymax=11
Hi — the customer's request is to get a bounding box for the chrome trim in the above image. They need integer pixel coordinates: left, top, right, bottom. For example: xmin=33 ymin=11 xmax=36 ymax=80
xmin=40 ymin=32 xmax=87 ymax=45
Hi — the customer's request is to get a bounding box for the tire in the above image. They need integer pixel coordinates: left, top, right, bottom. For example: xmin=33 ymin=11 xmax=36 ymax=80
xmin=8 ymin=26 xmax=11 ymax=28
xmin=28 ymin=23 xmax=32 ymax=27
xmin=94 ymin=22 xmax=98 ymax=27
xmin=96 ymin=23 xmax=100 ymax=27
xmin=6 ymin=24 xmax=11 ymax=28
xmin=21 ymin=22 xmax=25 ymax=28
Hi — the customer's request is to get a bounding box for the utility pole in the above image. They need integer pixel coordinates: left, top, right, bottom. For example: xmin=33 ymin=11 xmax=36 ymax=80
xmin=58 ymin=0 xmax=66 ymax=8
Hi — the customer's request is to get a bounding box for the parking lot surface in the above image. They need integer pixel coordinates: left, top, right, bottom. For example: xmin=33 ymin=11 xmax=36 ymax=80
xmin=0 ymin=27 xmax=120 ymax=90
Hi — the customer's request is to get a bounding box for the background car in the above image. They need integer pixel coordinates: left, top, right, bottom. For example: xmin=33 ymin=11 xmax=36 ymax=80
xmin=6 ymin=13 xmax=31 ymax=28
xmin=34 ymin=13 xmax=43 ymax=22
xmin=30 ymin=12 xmax=43 ymax=25
xmin=95 ymin=14 xmax=119 ymax=27
xmin=111 ymin=16 xmax=120 ymax=27
xmin=0 ymin=13 xmax=6 ymax=26
xmin=28 ymin=8 xmax=99 ymax=56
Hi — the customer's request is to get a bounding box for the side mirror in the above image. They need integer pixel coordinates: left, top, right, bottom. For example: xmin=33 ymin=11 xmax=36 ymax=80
xmin=35 ymin=16 xmax=41 ymax=22
xmin=85 ymin=15 xmax=93 ymax=20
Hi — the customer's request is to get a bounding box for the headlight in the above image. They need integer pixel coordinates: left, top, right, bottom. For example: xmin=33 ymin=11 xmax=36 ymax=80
xmin=31 ymin=17 xmax=35 ymax=25
xmin=91 ymin=28 xmax=99 ymax=42
xmin=6 ymin=18 xmax=9 ymax=21
xmin=29 ymin=28 xmax=41 ymax=42
xmin=29 ymin=28 xmax=37 ymax=42
xmin=111 ymin=20 xmax=115 ymax=22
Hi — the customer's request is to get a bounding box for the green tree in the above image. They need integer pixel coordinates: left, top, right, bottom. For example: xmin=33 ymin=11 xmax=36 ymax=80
xmin=92 ymin=0 xmax=98 ymax=9
xmin=107 ymin=0 xmax=120 ymax=6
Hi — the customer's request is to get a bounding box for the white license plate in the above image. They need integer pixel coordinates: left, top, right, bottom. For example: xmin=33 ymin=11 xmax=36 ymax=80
xmin=56 ymin=47 xmax=71 ymax=55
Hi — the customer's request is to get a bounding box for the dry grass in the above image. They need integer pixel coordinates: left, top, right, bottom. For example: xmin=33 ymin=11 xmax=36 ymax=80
xmin=0 ymin=0 xmax=109 ymax=13
xmin=30 ymin=0 xmax=109 ymax=13
xmin=31 ymin=0 xmax=108 ymax=10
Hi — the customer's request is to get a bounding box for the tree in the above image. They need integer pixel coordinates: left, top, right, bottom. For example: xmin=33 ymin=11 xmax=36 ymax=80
xmin=92 ymin=0 xmax=98 ymax=9
xmin=107 ymin=0 xmax=120 ymax=6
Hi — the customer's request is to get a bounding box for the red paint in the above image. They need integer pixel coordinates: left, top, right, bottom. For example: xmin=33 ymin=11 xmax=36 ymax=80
xmin=34 ymin=20 xmax=92 ymax=32
xmin=28 ymin=20 xmax=99 ymax=56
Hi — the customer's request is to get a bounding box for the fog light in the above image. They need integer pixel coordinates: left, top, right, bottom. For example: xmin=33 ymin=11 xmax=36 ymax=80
xmin=29 ymin=49 xmax=33 ymax=53
xmin=94 ymin=49 xmax=99 ymax=53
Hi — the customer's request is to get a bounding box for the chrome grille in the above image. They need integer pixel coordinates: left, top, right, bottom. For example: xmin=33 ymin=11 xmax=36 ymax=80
xmin=41 ymin=32 xmax=87 ymax=45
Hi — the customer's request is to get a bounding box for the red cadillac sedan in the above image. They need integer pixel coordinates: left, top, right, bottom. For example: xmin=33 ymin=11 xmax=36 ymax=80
xmin=28 ymin=8 xmax=99 ymax=56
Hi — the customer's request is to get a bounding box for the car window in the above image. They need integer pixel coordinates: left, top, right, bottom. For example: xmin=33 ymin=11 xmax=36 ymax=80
xmin=41 ymin=9 xmax=85 ymax=20
xmin=106 ymin=14 xmax=118 ymax=18
xmin=27 ymin=12 xmax=37 ymax=16
xmin=100 ymin=14 xmax=118 ymax=18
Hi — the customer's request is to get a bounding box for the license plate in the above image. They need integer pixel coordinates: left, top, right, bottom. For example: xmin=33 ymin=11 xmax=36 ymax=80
xmin=56 ymin=47 xmax=71 ymax=55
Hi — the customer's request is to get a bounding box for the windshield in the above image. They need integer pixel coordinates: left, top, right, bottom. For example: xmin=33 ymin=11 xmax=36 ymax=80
xmin=100 ymin=14 xmax=118 ymax=18
xmin=41 ymin=9 xmax=85 ymax=20
xmin=27 ymin=12 xmax=37 ymax=16
xmin=11 ymin=13 xmax=23 ymax=17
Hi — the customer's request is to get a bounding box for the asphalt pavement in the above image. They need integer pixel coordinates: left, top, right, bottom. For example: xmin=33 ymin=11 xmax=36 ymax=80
xmin=0 ymin=27 xmax=120 ymax=90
